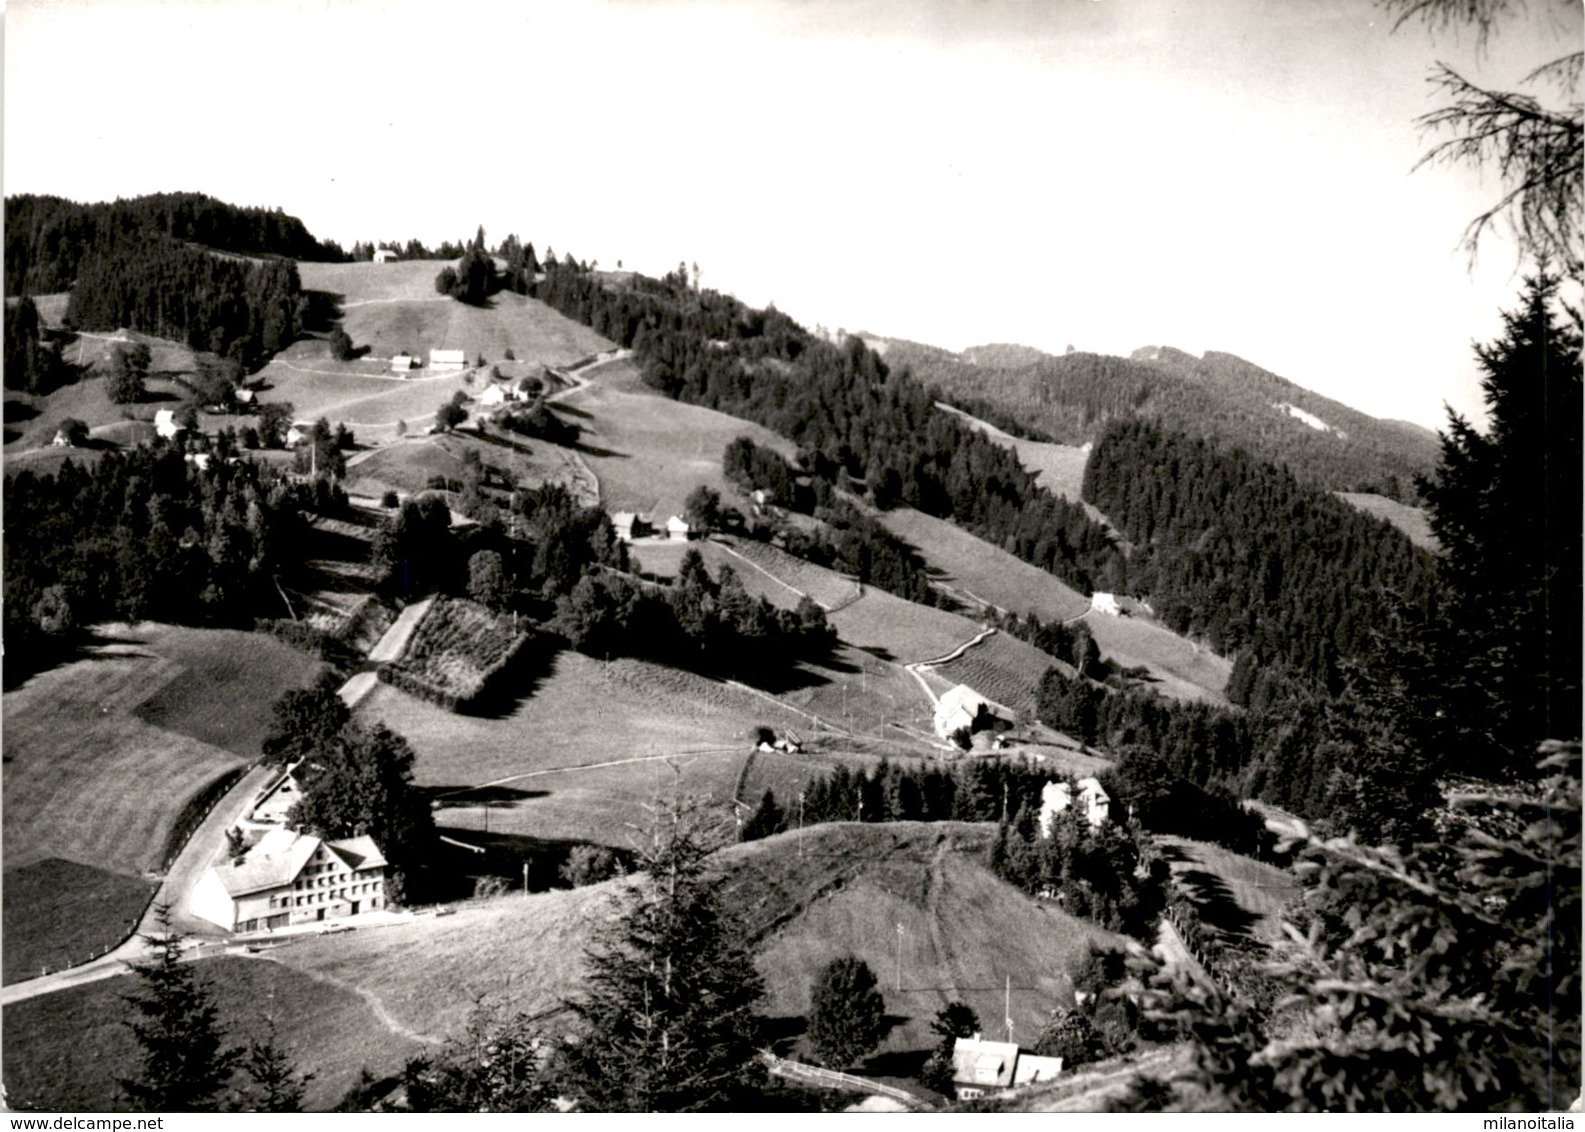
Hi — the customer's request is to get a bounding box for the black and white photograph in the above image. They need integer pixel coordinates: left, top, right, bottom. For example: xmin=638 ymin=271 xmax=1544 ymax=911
xmin=1 ymin=0 xmax=1579 ymax=1116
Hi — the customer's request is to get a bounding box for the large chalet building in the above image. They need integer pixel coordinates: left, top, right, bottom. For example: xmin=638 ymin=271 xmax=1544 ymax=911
xmin=190 ymin=825 xmax=388 ymax=934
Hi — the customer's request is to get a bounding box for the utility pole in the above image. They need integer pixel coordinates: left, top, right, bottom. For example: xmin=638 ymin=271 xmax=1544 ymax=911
xmin=799 ymin=792 xmax=805 ymax=859
xmin=523 ymin=860 xmax=530 ymax=895
xmin=895 ymin=923 xmax=905 ymax=991
xmin=1005 ymin=974 xmax=1013 ymax=1044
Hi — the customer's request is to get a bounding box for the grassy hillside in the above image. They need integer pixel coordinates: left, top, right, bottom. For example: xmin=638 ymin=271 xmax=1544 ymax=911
xmin=358 ymin=649 xmax=819 ymax=847
xmin=267 ymin=822 xmax=1123 ymax=1086
xmin=1336 ymin=491 xmax=1440 ymax=554
xmin=2 ymin=624 xmax=325 ymax=980
xmin=553 ymin=356 xmax=801 ymax=523
xmin=875 ymin=506 xmax=1090 ymax=622
xmin=1 ymin=955 xmax=422 ymax=1112
xmin=1081 ymin=611 xmax=1232 ymax=705
xmin=733 ymin=822 xmax=1128 ymax=1062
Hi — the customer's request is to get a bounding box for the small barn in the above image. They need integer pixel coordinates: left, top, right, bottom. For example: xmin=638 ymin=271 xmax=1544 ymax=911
xmin=665 ymin=516 xmax=693 ymax=541
xmin=390 ymin=354 xmax=415 ymax=375
xmin=372 ymin=249 xmax=399 ymax=263
xmin=478 ymin=383 xmax=514 ymax=407
xmin=50 ymin=429 xmax=72 ymax=447
xmin=154 ymin=409 xmax=183 ymax=440
xmin=429 ymin=349 xmax=467 ymax=371
xmin=235 ymin=388 xmax=257 ymax=406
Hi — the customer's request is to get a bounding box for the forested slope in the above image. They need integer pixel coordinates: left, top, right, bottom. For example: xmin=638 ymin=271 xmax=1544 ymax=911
xmin=877 ymin=337 xmax=1438 ymax=501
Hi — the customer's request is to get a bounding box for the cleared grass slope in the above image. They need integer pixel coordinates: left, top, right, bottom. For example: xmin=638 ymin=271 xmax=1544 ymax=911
xmin=553 ymin=357 xmax=801 ymax=523
xmin=1081 ymin=611 xmax=1232 ymax=705
xmin=1336 ymin=491 xmax=1440 ymax=554
xmin=2 ymin=624 xmax=325 ymax=981
xmin=875 ymin=506 xmax=1090 ymax=622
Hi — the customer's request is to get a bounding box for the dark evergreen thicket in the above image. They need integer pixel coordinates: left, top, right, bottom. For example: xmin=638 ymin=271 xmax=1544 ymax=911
xmin=3 ymin=447 xmax=329 ymax=683
xmin=744 ymin=758 xmax=1166 ymax=940
xmin=5 ymin=191 xmax=346 ymax=296
xmin=66 ymin=235 xmax=304 ymax=370
xmin=1418 ymin=275 xmax=1582 ymax=777
xmin=1083 ymin=419 xmax=1440 ymax=699
xmin=4 ymin=295 xmax=67 ymax=393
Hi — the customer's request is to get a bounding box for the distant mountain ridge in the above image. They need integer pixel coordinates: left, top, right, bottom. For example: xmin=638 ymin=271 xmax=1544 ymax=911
xmin=871 ymin=336 xmax=1441 ymax=502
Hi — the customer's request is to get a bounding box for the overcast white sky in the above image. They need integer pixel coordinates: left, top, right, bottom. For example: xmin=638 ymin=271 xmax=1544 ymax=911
xmin=5 ymin=0 xmax=1579 ymax=429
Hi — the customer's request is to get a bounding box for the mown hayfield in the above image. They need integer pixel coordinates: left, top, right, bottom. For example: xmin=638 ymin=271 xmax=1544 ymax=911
xmin=927 ymin=632 xmax=1057 ymax=720
xmin=1082 ymin=610 xmax=1232 ymax=705
xmin=343 ymin=428 xmax=588 ymax=500
xmin=296 ymin=260 xmax=612 ymax=368
xmin=129 ymin=626 xmax=328 ymax=756
xmin=357 ymin=650 xmax=815 ymax=846
xmin=1 ymin=955 xmax=422 ymax=1112
xmin=555 ymin=357 xmax=800 ymax=522
xmin=3 ymin=624 xmax=325 ymax=978
xmin=826 ymin=587 xmax=984 ymax=665
xmin=251 ymin=341 xmax=477 ymax=437
xmin=708 ymin=537 xmax=864 ymax=611
xmin=874 ymin=507 xmax=1090 ymax=622
xmin=2 ymin=859 xmax=154 ymax=984
xmin=1337 ymin=491 xmax=1439 ymax=554
xmin=777 ymin=645 xmax=939 ymax=744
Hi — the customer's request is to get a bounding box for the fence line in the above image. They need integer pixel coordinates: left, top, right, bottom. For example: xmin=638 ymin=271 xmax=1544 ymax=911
xmin=761 ymin=1052 xmax=924 ymax=1107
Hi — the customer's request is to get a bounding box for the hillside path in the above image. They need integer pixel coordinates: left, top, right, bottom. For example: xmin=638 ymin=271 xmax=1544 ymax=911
xmin=255 ymin=955 xmax=443 ymax=1047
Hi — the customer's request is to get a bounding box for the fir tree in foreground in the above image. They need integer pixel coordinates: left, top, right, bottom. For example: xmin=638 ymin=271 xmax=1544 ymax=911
xmin=553 ymin=797 xmax=767 ymax=1111
xmin=807 ymin=955 xmax=887 ymax=1069
xmin=1119 ymin=741 xmax=1580 ymax=1112
xmin=118 ymin=905 xmax=240 ymax=1112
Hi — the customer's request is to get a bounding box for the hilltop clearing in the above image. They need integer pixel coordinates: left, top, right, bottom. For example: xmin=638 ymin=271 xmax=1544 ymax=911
xmin=297 ymin=259 xmax=611 ymax=370
xmin=2 ymin=624 xmax=324 ymax=982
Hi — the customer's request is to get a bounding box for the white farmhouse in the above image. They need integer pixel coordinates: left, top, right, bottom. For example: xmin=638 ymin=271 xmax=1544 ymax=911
xmin=372 ymin=249 xmax=399 ymax=263
xmin=390 ymin=354 xmax=416 ymax=375
xmin=154 ymin=409 xmax=183 ymax=440
xmin=933 ymin=684 xmax=1017 ymax=743
xmin=666 ymin=515 xmax=692 ymax=541
xmin=190 ymin=826 xmax=388 ymax=934
xmin=1039 ymin=776 xmax=1111 ymax=833
xmin=950 ymin=1036 xmax=1063 ymax=1101
xmin=429 ymin=349 xmax=467 ymax=371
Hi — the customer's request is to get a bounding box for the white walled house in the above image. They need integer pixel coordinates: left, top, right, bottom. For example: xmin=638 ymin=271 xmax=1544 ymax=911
xmin=429 ymin=349 xmax=467 ymax=371
xmin=154 ymin=409 xmax=183 ymax=440
xmin=390 ymin=354 xmax=416 ymax=375
xmin=1090 ymin=592 xmax=1122 ymax=617
xmin=1039 ymin=776 xmax=1111 ymax=833
xmin=372 ymin=249 xmax=399 ymax=263
xmin=933 ymin=684 xmax=1017 ymax=742
xmin=190 ymin=826 xmax=388 ymax=933
xmin=950 ymin=1037 xmax=1063 ymax=1100
xmin=666 ymin=515 xmax=692 ymax=541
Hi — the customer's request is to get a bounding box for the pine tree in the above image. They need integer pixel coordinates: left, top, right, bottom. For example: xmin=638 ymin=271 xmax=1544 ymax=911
xmin=553 ymin=797 xmax=766 ymax=1111
xmin=237 ymin=1012 xmax=312 ymax=1112
xmin=1419 ymin=275 xmax=1583 ymax=776
xmin=807 ymin=955 xmax=887 ymax=1069
xmin=118 ymin=905 xmax=241 ymax=1111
